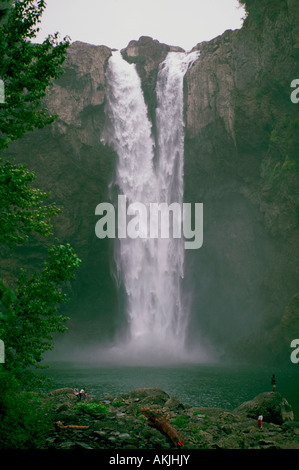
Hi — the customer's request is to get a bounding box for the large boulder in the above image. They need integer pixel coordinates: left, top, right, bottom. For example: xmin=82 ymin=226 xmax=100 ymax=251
xmin=120 ymin=387 xmax=170 ymax=407
xmin=47 ymin=387 xmax=75 ymax=397
xmin=46 ymin=388 xmax=78 ymax=406
xmin=234 ymin=392 xmax=294 ymax=425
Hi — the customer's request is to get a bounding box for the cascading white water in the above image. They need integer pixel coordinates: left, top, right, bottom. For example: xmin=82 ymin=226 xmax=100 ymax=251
xmin=153 ymin=51 xmax=201 ymax=357
xmin=101 ymin=49 xmax=199 ymax=363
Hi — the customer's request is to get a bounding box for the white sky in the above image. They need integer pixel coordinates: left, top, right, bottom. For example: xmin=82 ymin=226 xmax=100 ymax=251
xmin=35 ymin=0 xmax=246 ymax=52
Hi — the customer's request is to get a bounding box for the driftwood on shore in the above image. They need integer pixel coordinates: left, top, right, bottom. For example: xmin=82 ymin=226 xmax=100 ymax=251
xmin=55 ymin=420 xmax=89 ymax=431
xmin=140 ymin=407 xmax=184 ymax=448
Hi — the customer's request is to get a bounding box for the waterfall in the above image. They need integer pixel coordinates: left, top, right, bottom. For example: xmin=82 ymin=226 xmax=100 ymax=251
xmin=101 ymin=49 xmax=199 ymax=364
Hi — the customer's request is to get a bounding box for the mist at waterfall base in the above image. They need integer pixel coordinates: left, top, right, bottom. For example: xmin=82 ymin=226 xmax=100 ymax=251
xmin=71 ymin=49 xmax=214 ymax=367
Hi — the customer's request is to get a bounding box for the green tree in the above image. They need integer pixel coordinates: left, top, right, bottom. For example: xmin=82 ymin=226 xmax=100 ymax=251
xmin=262 ymin=117 xmax=299 ymax=195
xmin=1 ymin=243 xmax=81 ymax=386
xmin=0 ymin=1 xmax=80 ymax=387
xmin=0 ymin=158 xmax=61 ymax=325
xmin=238 ymin=0 xmax=288 ymax=27
xmin=0 ymin=1 xmax=13 ymax=27
xmin=0 ymin=370 xmax=53 ymax=448
xmin=0 ymin=159 xmax=60 ymax=247
xmin=0 ymin=0 xmax=69 ymax=149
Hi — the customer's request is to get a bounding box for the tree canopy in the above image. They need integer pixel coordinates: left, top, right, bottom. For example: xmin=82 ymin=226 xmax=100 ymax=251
xmin=0 ymin=1 xmax=81 ymax=387
xmin=0 ymin=0 xmax=69 ymax=150
xmin=0 ymin=159 xmax=60 ymax=246
xmin=238 ymin=0 xmax=288 ymax=27
xmin=1 ymin=242 xmax=81 ymax=385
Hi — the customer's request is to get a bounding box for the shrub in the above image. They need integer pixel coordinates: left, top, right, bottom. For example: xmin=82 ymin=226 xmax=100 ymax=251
xmin=74 ymin=402 xmax=109 ymax=416
xmin=239 ymin=0 xmax=288 ymax=28
xmin=0 ymin=370 xmax=51 ymax=448
xmin=172 ymin=414 xmax=190 ymax=428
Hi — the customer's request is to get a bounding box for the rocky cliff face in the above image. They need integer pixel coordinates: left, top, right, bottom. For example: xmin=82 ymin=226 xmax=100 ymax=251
xmin=183 ymin=1 xmax=298 ymax=362
xmin=3 ymin=2 xmax=298 ymax=363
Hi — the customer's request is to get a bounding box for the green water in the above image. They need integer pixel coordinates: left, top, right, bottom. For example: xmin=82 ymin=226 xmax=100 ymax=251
xmin=41 ymin=362 xmax=299 ymax=420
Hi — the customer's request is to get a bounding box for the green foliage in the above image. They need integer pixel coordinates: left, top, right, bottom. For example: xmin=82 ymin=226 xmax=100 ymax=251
xmin=111 ymin=399 xmax=125 ymax=407
xmin=75 ymin=402 xmax=109 ymax=416
xmin=239 ymin=0 xmax=288 ymax=28
xmin=0 ymin=1 xmax=12 ymax=26
xmin=0 ymin=279 xmax=15 ymax=307
xmin=1 ymin=242 xmax=81 ymax=385
xmin=0 ymin=1 xmax=81 ymax=389
xmin=269 ymin=117 xmax=298 ymax=152
xmin=0 ymin=0 xmax=70 ymax=150
xmin=0 ymin=1 xmax=80 ymax=449
xmin=0 ymin=369 xmax=52 ymax=448
xmin=261 ymin=116 xmax=299 ymax=231
xmin=262 ymin=117 xmax=299 ymax=190
xmin=0 ymin=159 xmax=60 ymax=246
xmin=171 ymin=414 xmax=190 ymax=428
xmin=0 ymin=279 xmax=15 ymax=320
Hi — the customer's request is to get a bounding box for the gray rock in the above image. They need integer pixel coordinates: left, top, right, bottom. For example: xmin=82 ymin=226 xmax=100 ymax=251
xmin=164 ymin=396 xmax=185 ymax=411
xmin=47 ymin=388 xmax=75 ymax=397
xmin=59 ymin=441 xmax=75 ymax=449
xmin=56 ymin=404 xmax=69 ymax=413
xmin=118 ymin=433 xmax=132 ymax=440
xmin=235 ymin=392 xmax=294 ymax=425
xmin=75 ymin=442 xmax=94 ymax=450
xmin=120 ymin=387 xmax=170 ymax=406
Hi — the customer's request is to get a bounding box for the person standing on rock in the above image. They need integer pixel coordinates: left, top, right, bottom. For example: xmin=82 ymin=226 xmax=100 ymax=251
xmin=74 ymin=387 xmax=80 ymax=400
xmin=271 ymin=374 xmax=277 ymax=392
xmin=257 ymin=415 xmax=263 ymax=428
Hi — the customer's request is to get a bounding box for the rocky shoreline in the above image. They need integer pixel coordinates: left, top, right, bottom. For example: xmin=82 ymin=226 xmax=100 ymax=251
xmin=38 ymin=387 xmax=299 ymax=450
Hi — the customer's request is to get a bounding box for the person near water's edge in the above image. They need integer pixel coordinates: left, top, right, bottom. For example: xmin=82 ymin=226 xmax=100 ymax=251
xmin=271 ymin=374 xmax=277 ymax=392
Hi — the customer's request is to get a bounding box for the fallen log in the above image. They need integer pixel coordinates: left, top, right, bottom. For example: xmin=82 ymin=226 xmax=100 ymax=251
xmin=55 ymin=420 xmax=89 ymax=430
xmin=140 ymin=408 xmax=184 ymax=448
